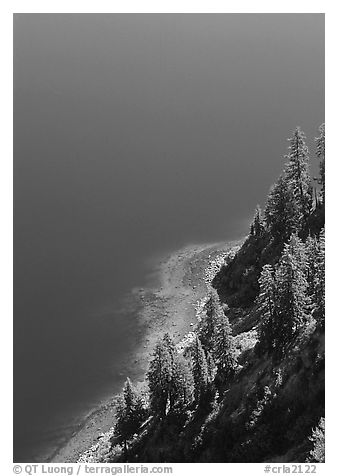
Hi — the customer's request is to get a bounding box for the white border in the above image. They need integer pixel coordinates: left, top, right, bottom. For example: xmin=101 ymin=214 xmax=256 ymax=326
xmin=2 ymin=2 xmax=335 ymax=474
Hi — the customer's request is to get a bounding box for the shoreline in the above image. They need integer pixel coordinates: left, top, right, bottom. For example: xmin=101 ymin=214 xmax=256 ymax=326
xmin=50 ymin=239 xmax=241 ymax=463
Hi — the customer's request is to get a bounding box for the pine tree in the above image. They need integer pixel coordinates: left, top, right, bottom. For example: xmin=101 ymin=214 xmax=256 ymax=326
xmin=274 ymin=234 xmax=310 ymax=353
xmin=123 ymin=377 xmax=135 ymax=409
xmin=171 ymin=356 xmax=194 ymax=408
xmin=250 ymin=205 xmax=265 ymax=237
xmin=213 ymin=311 xmax=237 ymax=382
xmin=315 ymin=124 xmax=325 ymax=203
xmin=256 ymin=264 xmax=277 ymax=355
xmin=162 ymin=332 xmax=176 ymax=359
xmin=265 ymin=174 xmax=299 ymax=243
xmin=191 ymin=336 xmax=209 ymax=403
xmin=114 ymin=378 xmax=147 ymax=452
xmin=161 ymin=333 xmax=179 ymax=410
xmin=284 ymin=127 xmax=313 ymax=222
xmin=305 ymin=234 xmax=319 ymax=299
xmin=313 ymin=228 xmax=325 ymax=326
xmin=147 ymin=333 xmax=191 ymax=417
xmin=147 ymin=337 xmax=173 ymax=418
xmin=198 ymin=290 xmax=224 ymax=352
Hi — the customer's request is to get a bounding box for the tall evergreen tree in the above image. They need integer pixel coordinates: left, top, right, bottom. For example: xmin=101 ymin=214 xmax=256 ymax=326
xmin=198 ymin=290 xmax=224 ymax=352
xmin=250 ymin=205 xmax=265 ymax=237
xmin=284 ymin=127 xmax=313 ymax=222
xmin=191 ymin=336 xmax=209 ymax=403
xmin=313 ymin=228 xmax=325 ymax=326
xmin=147 ymin=336 xmax=174 ymax=418
xmin=162 ymin=333 xmax=177 ymax=410
xmin=305 ymin=234 xmax=319 ymax=299
xmin=265 ymin=174 xmax=299 ymax=243
xmin=147 ymin=333 xmax=192 ymax=417
xmin=114 ymin=378 xmax=147 ymax=452
xmin=315 ymin=123 xmax=325 ymax=203
xmin=274 ymin=234 xmax=310 ymax=352
xmin=172 ymin=356 xmax=194 ymax=408
xmin=256 ymin=264 xmax=277 ymax=355
xmin=213 ymin=311 xmax=237 ymax=382
xmin=123 ymin=377 xmax=135 ymax=409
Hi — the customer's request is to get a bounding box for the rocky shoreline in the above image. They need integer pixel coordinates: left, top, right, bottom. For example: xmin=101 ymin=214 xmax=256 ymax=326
xmin=50 ymin=239 xmax=241 ymax=463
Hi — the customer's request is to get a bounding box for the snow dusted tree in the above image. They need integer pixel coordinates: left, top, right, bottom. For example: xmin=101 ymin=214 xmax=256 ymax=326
xmin=315 ymin=123 xmax=325 ymax=203
xmin=265 ymin=174 xmax=299 ymax=243
xmin=114 ymin=378 xmax=147 ymax=452
xmin=147 ymin=335 xmax=174 ymax=418
xmin=250 ymin=205 xmax=265 ymax=237
xmin=147 ymin=333 xmax=194 ymax=417
xmin=274 ymin=234 xmax=310 ymax=353
xmin=256 ymin=264 xmax=278 ymax=356
xmin=198 ymin=289 xmax=224 ymax=352
xmin=284 ymin=127 xmax=313 ymax=222
xmin=172 ymin=356 xmax=194 ymax=408
xmin=123 ymin=377 xmax=135 ymax=409
xmin=312 ymin=228 xmax=325 ymax=326
xmin=265 ymin=129 xmax=313 ymax=243
xmin=305 ymin=234 xmax=319 ymax=299
xmin=191 ymin=336 xmax=209 ymax=404
xmin=213 ymin=310 xmax=237 ymax=382
xmin=161 ymin=333 xmax=177 ymax=410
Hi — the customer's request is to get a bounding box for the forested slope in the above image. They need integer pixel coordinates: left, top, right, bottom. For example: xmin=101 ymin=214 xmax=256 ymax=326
xmin=91 ymin=125 xmax=325 ymax=463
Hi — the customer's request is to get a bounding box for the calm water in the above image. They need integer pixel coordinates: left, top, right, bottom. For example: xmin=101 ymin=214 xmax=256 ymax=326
xmin=14 ymin=14 xmax=324 ymax=461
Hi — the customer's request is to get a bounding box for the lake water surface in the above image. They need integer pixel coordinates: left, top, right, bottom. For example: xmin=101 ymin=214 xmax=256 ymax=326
xmin=14 ymin=14 xmax=324 ymax=461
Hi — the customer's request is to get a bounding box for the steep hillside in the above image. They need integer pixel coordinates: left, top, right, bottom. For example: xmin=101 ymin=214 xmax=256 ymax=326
xmin=81 ymin=125 xmax=325 ymax=464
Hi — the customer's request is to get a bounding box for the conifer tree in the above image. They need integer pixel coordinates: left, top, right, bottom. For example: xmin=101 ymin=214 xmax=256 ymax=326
xmin=274 ymin=234 xmax=310 ymax=352
xmin=198 ymin=290 xmax=224 ymax=352
xmin=191 ymin=336 xmax=209 ymax=403
xmin=315 ymin=124 xmax=325 ymax=203
xmin=305 ymin=234 xmax=319 ymax=299
xmin=114 ymin=378 xmax=147 ymax=452
xmin=123 ymin=377 xmax=135 ymax=409
xmin=256 ymin=264 xmax=277 ymax=355
xmin=284 ymin=127 xmax=313 ymax=221
xmin=161 ymin=333 xmax=179 ymax=409
xmin=147 ymin=336 xmax=173 ymax=418
xmin=265 ymin=174 xmax=299 ymax=243
xmin=172 ymin=356 xmax=194 ymax=408
xmin=313 ymin=228 xmax=325 ymax=326
xmin=250 ymin=205 xmax=265 ymax=237
xmin=213 ymin=311 xmax=237 ymax=381
xmin=147 ymin=333 xmax=191 ymax=416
